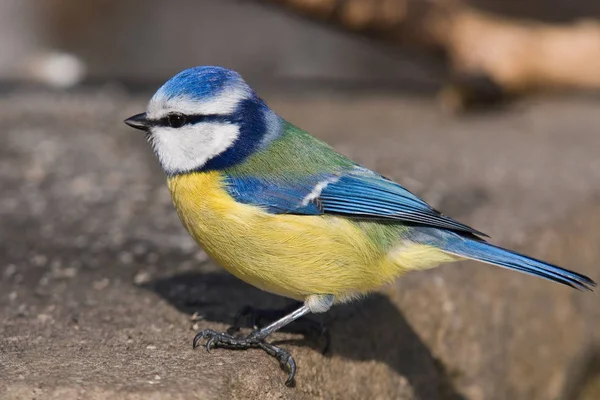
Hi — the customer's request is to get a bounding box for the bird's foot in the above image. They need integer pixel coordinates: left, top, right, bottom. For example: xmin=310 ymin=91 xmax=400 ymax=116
xmin=193 ymin=329 xmax=297 ymax=386
xmin=227 ymin=304 xmax=330 ymax=354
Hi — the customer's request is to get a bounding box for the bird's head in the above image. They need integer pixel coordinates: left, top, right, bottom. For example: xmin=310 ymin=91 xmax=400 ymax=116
xmin=124 ymin=66 xmax=282 ymax=175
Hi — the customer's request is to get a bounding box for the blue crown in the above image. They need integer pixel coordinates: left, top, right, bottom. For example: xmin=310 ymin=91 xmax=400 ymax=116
xmin=155 ymin=66 xmax=246 ymax=102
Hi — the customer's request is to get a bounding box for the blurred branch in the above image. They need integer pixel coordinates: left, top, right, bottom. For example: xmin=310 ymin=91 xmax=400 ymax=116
xmin=265 ymin=0 xmax=600 ymax=109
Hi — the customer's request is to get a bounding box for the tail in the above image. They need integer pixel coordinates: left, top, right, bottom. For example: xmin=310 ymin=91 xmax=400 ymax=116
xmin=427 ymin=231 xmax=596 ymax=291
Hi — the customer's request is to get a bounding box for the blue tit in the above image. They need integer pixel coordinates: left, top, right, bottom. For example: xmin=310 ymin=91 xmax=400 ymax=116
xmin=124 ymin=66 xmax=595 ymax=385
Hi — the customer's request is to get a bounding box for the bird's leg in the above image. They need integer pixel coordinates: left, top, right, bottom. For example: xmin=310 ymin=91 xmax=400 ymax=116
xmin=227 ymin=302 xmax=330 ymax=353
xmin=227 ymin=303 xmax=302 ymax=333
xmin=193 ymin=304 xmax=311 ymax=386
xmin=194 ymin=295 xmax=334 ymax=385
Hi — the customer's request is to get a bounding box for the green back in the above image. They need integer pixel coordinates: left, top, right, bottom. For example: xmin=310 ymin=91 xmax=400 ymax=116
xmin=225 ymin=122 xmax=354 ymax=178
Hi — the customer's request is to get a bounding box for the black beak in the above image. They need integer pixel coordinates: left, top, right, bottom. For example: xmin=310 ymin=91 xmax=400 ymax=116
xmin=124 ymin=112 xmax=150 ymax=131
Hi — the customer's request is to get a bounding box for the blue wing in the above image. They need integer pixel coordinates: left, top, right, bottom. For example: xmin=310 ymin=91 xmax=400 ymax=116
xmin=224 ymin=175 xmax=324 ymax=215
xmin=224 ymin=167 xmax=487 ymax=237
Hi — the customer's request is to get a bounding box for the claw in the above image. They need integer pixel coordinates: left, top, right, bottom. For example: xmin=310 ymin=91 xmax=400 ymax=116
xmin=192 ymin=331 xmax=204 ymax=349
xmin=285 ymin=356 xmax=296 ymax=387
xmin=206 ymin=336 xmax=216 ymax=353
xmin=279 ymin=350 xmax=296 ymax=386
xmin=258 ymin=341 xmax=297 ymax=386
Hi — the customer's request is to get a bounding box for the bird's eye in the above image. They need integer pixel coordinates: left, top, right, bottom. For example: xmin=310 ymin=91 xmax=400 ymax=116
xmin=166 ymin=113 xmax=187 ymax=128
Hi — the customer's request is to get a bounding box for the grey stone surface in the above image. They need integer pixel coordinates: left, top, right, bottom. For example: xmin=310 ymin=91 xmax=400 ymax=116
xmin=1 ymin=87 xmax=600 ymax=399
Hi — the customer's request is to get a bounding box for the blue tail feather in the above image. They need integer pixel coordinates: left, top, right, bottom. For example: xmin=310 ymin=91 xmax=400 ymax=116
xmin=421 ymin=230 xmax=596 ymax=291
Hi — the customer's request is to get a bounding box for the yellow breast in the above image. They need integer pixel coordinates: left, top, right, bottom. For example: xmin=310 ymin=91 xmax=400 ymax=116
xmin=168 ymin=172 xmax=383 ymax=300
xmin=167 ymin=172 xmax=456 ymax=301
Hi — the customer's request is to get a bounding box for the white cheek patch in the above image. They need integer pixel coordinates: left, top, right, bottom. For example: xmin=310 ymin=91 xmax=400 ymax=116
xmin=150 ymin=122 xmax=240 ymax=174
xmin=147 ymin=85 xmax=251 ymax=120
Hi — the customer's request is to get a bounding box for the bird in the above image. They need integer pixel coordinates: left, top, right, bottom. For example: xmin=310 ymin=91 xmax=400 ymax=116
xmin=124 ymin=66 xmax=596 ymax=386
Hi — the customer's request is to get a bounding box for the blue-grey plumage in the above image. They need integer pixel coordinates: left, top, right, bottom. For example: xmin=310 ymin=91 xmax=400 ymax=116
xmin=124 ymin=66 xmax=596 ymax=385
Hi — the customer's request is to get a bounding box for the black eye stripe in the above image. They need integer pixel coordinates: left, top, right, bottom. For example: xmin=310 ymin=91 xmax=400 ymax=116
xmin=152 ymin=113 xmax=229 ymax=128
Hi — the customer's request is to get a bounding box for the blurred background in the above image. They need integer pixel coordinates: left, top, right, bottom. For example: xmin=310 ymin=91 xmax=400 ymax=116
xmin=1 ymin=1 xmax=600 ymax=399
xmin=3 ymin=0 xmax=600 ymax=103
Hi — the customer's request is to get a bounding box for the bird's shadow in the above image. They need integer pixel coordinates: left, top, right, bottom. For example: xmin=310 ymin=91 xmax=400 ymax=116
xmin=145 ymin=271 xmax=465 ymax=400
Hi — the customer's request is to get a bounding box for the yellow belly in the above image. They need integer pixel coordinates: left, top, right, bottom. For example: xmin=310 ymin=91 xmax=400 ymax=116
xmin=168 ymin=172 xmax=455 ymax=301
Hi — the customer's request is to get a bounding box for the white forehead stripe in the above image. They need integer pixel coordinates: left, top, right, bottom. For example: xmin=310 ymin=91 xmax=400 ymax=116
xmin=150 ymin=122 xmax=240 ymax=174
xmin=147 ymin=85 xmax=251 ymax=120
